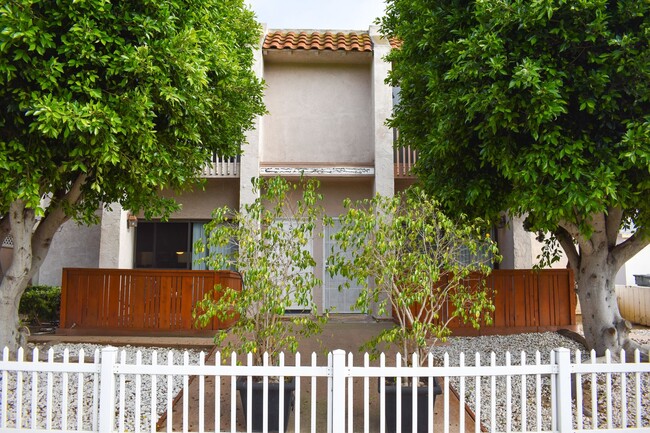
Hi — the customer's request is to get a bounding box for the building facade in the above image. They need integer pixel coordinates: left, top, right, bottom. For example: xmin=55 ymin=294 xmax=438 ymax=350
xmin=30 ymin=26 xmax=569 ymax=312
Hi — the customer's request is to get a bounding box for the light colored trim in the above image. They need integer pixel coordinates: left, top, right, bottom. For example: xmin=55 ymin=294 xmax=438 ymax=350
xmin=260 ymin=167 xmax=374 ymax=177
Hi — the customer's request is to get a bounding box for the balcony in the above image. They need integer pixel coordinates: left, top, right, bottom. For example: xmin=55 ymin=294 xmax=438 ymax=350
xmin=394 ymin=145 xmax=417 ymax=178
xmin=203 ymin=150 xmax=417 ymax=179
xmin=201 ymin=154 xmax=240 ymax=178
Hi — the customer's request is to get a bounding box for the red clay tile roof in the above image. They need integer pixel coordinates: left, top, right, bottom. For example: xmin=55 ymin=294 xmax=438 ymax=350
xmin=264 ymin=31 xmax=373 ymax=52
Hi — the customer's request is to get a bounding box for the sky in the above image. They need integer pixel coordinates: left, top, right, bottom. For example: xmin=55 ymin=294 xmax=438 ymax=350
xmin=246 ymin=0 xmax=387 ymax=30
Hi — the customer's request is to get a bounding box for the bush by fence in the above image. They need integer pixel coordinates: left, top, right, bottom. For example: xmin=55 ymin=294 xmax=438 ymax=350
xmin=18 ymin=285 xmax=61 ymax=325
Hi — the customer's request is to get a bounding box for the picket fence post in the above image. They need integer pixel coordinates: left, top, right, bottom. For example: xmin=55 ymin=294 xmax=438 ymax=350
xmin=554 ymin=347 xmax=572 ymax=433
xmin=330 ymin=349 xmax=346 ymax=433
xmin=98 ymin=347 xmax=118 ymax=433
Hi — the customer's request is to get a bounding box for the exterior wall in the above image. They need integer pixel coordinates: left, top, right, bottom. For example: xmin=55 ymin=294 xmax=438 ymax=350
xmin=240 ymin=26 xmax=265 ymax=210
xmin=529 ymin=233 xmax=567 ymax=269
xmin=159 ymin=178 xmax=240 ymax=220
xmin=37 ymin=219 xmax=101 ymax=286
xmin=98 ymin=205 xmax=134 ymax=269
xmin=497 ymin=214 xmax=567 ymax=270
xmin=497 ymin=215 xmax=532 ymax=269
xmin=370 ymin=26 xmax=394 ymax=198
xmin=615 ymin=235 xmax=650 ymax=286
xmin=395 ymin=178 xmax=417 ymax=194
xmin=261 ymin=62 xmax=373 ymax=165
xmin=0 ymin=246 xmax=13 ymax=277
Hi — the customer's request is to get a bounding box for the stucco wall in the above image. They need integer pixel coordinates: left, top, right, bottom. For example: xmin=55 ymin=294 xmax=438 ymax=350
xmin=159 ymin=178 xmax=240 ymax=220
xmin=615 ymin=236 xmax=650 ymax=286
xmin=37 ymin=219 xmax=101 ymax=286
xmin=497 ymin=215 xmax=567 ymax=270
xmin=98 ymin=205 xmax=135 ymax=269
xmin=261 ymin=62 xmax=373 ymax=165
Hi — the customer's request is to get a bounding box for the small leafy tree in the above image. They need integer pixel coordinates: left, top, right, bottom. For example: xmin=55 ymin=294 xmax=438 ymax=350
xmin=327 ymin=188 xmax=499 ymax=367
xmin=194 ymin=177 xmax=329 ymax=366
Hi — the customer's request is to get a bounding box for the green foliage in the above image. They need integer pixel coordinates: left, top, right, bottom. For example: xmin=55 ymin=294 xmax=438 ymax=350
xmin=193 ymin=177 xmax=330 ymax=365
xmin=18 ymin=285 xmax=61 ymax=324
xmin=327 ymin=188 xmax=499 ymax=367
xmin=381 ymin=0 xmax=650 ymax=238
xmin=0 ymin=0 xmax=265 ymax=221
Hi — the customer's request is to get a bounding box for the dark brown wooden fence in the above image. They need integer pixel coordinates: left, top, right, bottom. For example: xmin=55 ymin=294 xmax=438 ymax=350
xmin=425 ymin=269 xmax=576 ymax=335
xmin=59 ymin=268 xmax=575 ymax=336
xmin=59 ymin=268 xmax=241 ymax=335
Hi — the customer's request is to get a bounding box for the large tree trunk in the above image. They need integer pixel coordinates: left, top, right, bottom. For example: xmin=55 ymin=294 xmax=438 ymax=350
xmin=0 ymin=201 xmax=37 ymax=353
xmin=1 ymin=200 xmax=71 ymax=352
xmin=558 ymin=209 xmax=649 ymax=360
xmin=575 ymin=247 xmax=634 ymax=357
xmin=1 ymin=176 xmax=87 ymax=352
xmin=0 ymin=282 xmax=29 ymax=353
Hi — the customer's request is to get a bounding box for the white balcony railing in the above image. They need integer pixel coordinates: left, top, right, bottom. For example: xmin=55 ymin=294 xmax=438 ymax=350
xmin=394 ymin=145 xmax=417 ymax=178
xmin=202 ymin=155 xmax=240 ymax=178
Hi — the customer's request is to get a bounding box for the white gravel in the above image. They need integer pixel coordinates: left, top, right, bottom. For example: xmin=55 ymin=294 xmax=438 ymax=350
xmin=1 ymin=343 xmax=204 ymax=432
xmin=430 ymin=330 xmax=650 ymax=431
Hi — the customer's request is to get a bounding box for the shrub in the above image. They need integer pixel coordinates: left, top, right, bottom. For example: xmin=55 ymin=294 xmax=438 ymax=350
xmin=19 ymin=285 xmax=61 ymax=324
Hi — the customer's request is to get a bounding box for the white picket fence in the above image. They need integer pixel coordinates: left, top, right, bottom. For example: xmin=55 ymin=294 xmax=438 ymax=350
xmin=1 ymin=346 xmax=649 ymax=433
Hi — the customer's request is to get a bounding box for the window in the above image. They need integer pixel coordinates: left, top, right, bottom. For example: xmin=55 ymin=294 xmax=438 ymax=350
xmin=135 ymin=222 xmax=189 ymax=269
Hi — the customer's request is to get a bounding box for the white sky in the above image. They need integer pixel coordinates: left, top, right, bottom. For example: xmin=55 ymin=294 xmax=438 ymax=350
xmin=246 ymin=0 xmax=387 ymax=30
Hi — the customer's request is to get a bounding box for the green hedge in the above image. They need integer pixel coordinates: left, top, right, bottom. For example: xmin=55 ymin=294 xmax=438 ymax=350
xmin=19 ymin=285 xmax=61 ymax=324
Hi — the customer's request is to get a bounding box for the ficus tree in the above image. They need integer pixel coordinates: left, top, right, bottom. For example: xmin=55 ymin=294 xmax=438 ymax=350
xmin=193 ymin=177 xmax=329 ymax=366
xmin=381 ymin=0 xmax=650 ymax=357
xmin=327 ymin=188 xmax=498 ymax=368
xmin=0 ymin=0 xmax=265 ymax=351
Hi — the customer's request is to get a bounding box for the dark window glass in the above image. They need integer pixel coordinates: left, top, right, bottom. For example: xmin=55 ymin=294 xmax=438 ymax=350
xmin=135 ymin=223 xmax=155 ymax=268
xmin=135 ymin=222 xmax=190 ymax=269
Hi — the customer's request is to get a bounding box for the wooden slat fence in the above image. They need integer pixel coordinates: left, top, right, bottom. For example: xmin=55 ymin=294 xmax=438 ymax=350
xmin=398 ymin=269 xmax=577 ymax=335
xmin=59 ymin=268 xmax=241 ymax=334
xmin=59 ymin=268 xmax=575 ymax=335
xmin=617 ymin=285 xmax=650 ymax=326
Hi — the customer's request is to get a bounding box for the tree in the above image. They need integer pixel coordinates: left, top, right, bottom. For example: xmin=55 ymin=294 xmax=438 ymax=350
xmin=381 ymin=0 xmax=650 ymax=357
xmin=0 ymin=0 xmax=265 ymax=351
xmin=327 ymin=189 xmax=498 ymax=367
xmin=194 ymin=177 xmax=329 ymax=366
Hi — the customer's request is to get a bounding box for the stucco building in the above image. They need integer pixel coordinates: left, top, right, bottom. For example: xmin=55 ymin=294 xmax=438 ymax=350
xmin=25 ymin=26 xmax=573 ymax=312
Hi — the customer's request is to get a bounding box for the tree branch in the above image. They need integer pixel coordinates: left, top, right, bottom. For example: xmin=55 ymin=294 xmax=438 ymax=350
xmin=611 ymin=231 xmax=650 ymax=271
xmin=31 ymin=173 xmax=88 ymax=270
xmin=555 ymin=227 xmax=580 ymax=274
xmin=589 ymin=211 xmax=608 ymax=252
xmin=558 ymin=219 xmax=592 ymax=255
xmin=605 ymin=206 xmax=623 ymax=248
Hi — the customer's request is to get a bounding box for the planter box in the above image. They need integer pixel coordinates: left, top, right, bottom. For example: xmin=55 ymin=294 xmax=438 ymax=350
xmin=382 ymin=379 xmax=442 ymax=433
xmin=237 ymin=378 xmax=295 ymax=432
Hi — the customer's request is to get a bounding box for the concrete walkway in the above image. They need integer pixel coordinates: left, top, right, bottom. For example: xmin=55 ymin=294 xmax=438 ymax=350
xmin=30 ymin=318 xmax=478 ymax=432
